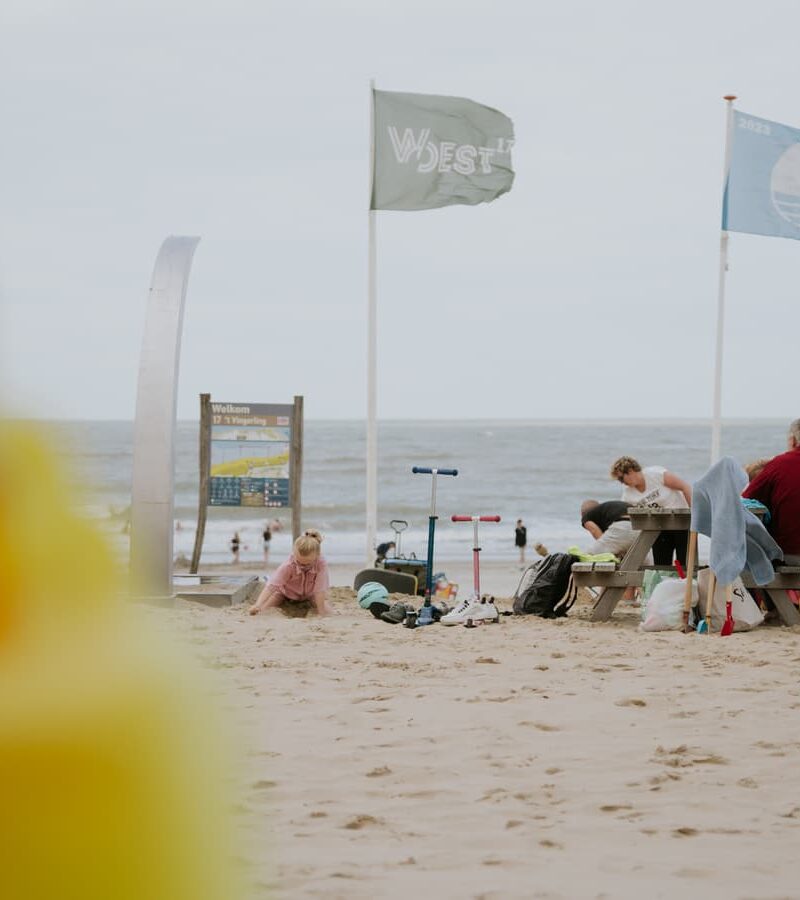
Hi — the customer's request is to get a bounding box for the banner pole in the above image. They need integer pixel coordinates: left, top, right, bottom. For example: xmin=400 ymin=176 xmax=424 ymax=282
xmin=366 ymin=78 xmax=378 ymax=564
xmin=189 ymin=393 xmax=210 ymax=574
xmin=711 ymin=94 xmax=737 ymax=465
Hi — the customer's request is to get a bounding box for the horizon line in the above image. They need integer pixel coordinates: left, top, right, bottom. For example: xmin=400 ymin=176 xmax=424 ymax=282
xmin=8 ymin=415 xmax=792 ymax=426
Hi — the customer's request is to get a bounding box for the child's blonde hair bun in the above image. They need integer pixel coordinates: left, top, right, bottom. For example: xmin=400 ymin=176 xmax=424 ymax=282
xmin=294 ymin=529 xmax=323 ymax=556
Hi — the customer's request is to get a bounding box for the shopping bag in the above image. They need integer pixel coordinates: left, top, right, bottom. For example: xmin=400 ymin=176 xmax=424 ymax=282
xmin=640 ymin=579 xmax=697 ymax=632
xmin=697 ymin=571 xmax=764 ymax=632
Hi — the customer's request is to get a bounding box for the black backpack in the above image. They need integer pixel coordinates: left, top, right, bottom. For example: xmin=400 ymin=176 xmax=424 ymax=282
xmin=512 ymin=553 xmax=579 ymax=617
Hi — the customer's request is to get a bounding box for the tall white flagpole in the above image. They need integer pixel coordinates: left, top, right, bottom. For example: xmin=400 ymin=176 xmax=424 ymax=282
xmin=710 ymin=94 xmax=737 ymax=464
xmin=366 ymin=78 xmax=378 ymax=563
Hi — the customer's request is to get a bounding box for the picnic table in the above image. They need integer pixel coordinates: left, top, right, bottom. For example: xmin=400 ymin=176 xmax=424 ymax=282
xmin=571 ymin=507 xmax=800 ymax=626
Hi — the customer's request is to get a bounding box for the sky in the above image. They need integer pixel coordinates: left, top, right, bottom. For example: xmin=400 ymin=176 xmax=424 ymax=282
xmin=1 ymin=0 xmax=799 ymax=421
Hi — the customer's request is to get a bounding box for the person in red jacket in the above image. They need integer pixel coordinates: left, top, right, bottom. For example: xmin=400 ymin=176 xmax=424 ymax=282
xmin=743 ymin=418 xmax=800 ymax=564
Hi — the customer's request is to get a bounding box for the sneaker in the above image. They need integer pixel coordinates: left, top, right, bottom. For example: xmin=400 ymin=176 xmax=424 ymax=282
xmin=471 ymin=597 xmax=500 ymax=623
xmin=430 ymin=602 xmax=450 ymax=622
xmin=367 ymin=601 xmax=391 ymax=619
xmin=440 ymin=595 xmax=483 ymax=626
xmin=380 ymin=600 xmax=415 ymax=624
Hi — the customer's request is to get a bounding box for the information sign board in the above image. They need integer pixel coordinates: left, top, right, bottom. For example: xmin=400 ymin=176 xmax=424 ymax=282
xmin=208 ymin=402 xmax=293 ymax=508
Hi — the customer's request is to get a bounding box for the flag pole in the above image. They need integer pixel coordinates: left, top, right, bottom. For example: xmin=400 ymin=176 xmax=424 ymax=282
xmin=711 ymin=94 xmax=737 ymax=464
xmin=366 ymin=78 xmax=378 ymax=564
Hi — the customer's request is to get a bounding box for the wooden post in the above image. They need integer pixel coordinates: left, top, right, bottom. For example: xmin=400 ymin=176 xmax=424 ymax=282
xmin=704 ymin=570 xmax=717 ymax=634
xmin=290 ymin=395 xmax=304 ymax=543
xmin=681 ymin=531 xmax=698 ymax=632
xmin=190 ymin=393 xmax=211 ymax=573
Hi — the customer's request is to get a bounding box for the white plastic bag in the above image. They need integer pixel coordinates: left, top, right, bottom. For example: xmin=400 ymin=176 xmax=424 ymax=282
xmin=640 ymin=579 xmax=697 ymax=632
xmin=697 ymin=571 xmax=764 ymax=632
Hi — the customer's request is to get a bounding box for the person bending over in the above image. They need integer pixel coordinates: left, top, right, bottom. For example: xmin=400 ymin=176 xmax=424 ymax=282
xmin=580 ymin=499 xmax=636 ymax=558
xmin=249 ymin=529 xmax=333 ymax=616
xmin=610 ymin=456 xmax=692 ymax=566
xmin=374 ymin=541 xmax=396 ymax=566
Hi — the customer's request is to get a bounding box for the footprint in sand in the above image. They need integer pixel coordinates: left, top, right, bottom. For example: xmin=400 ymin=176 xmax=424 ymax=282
xmin=655 ymin=745 xmax=728 ymax=767
xmin=692 ymin=753 xmax=729 ymax=765
xmin=366 ymin=766 xmax=392 ymax=778
xmin=519 ymin=721 xmax=560 ymax=732
xmin=600 ymin=804 xmax=633 ymax=813
xmin=539 ymin=839 xmax=563 ymax=849
xmin=479 ymin=788 xmax=509 ymax=802
xmin=673 ymin=827 xmax=699 ymax=837
xmin=343 ymin=814 xmax=384 ymax=830
xmin=615 ymin=698 xmax=647 ymax=708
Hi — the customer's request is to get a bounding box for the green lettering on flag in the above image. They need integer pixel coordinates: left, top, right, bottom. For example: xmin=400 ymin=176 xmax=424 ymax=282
xmin=371 ymin=90 xmax=514 ymax=211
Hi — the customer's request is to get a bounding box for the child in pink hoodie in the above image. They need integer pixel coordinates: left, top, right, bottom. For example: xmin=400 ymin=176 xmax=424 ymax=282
xmin=248 ymin=529 xmax=333 ymax=616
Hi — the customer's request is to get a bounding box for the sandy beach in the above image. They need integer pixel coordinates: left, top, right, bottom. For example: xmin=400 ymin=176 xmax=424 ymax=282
xmin=152 ymin=562 xmax=800 ymax=899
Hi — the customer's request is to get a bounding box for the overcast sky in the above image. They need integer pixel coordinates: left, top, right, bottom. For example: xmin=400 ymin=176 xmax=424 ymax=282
xmin=1 ymin=0 xmax=799 ymax=421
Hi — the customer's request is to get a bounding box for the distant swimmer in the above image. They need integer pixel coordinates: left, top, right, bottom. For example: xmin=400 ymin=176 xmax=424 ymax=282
xmin=262 ymin=523 xmax=272 ymax=562
xmin=230 ymin=531 xmax=241 ymax=564
xmin=515 ymin=519 xmax=527 ymax=565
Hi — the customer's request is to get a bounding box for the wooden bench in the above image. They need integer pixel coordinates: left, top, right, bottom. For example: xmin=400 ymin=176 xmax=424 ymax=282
xmin=742 ymin=567 xmax=800 ymax=626
xmin=572 ymin=509 xmax=690 ymax=621
xmin=571 ymin=507 xmax=800 ymax=625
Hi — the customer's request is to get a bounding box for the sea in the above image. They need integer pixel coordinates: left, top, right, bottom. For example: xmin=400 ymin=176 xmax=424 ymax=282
xmin=53 ymin=418 xmax=789 ymax=566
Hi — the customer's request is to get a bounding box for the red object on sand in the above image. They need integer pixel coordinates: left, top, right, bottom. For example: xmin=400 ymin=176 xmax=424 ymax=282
xmin=720 ymin=600 xmax=735 ymax=637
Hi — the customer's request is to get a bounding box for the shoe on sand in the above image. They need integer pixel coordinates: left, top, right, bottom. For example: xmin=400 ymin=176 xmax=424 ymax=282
xmin=380 ymin=600 xmax=415 ymax=624
xmin=430 ymin=603 xmax=449 ymax=622
xmin=367 ymin=601 xmax=391 ymax=619
xmin=441 ymin=595 xmax=482 ymax=626
xmin=470 ymin=597 xmax=499 ymax=623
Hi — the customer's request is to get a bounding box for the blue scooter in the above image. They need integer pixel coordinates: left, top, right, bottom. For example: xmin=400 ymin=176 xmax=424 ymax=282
xmin=411 ymin=465 xmax=458 ymax=625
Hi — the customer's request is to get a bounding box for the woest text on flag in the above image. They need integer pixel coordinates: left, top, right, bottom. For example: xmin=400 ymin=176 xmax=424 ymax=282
xmin=387 ymin=127 xmax=513 ymax=175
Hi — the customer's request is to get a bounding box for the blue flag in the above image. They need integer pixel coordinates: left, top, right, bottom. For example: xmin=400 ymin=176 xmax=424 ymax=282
xmin=723 ymin=111 xmax=800 ymax=240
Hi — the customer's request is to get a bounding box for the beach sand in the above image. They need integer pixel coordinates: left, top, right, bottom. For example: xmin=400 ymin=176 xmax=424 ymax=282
xmin=152 ymin=561 xmax=800 ymax=899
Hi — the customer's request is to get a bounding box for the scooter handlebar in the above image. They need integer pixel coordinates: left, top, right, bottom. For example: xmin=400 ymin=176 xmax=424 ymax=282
xmin=451 ymin=515 xmax=502 ymax=522
xmin=412 ymin=466 xmax=458 ymax=476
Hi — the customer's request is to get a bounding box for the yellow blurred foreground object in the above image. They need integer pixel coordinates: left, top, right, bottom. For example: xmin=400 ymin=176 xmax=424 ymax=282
xmin=0 ymin=424 xmax=239 ymax=900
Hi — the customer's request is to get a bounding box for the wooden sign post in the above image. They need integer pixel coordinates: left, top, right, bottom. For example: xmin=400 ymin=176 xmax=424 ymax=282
xmin=190 ymin=395 xmax=303 ymax=573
